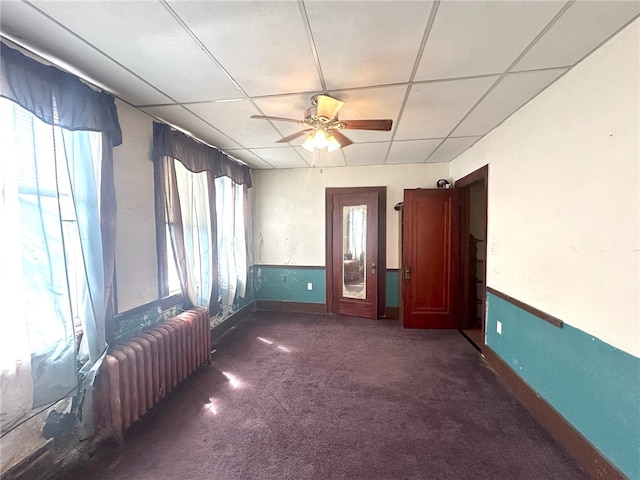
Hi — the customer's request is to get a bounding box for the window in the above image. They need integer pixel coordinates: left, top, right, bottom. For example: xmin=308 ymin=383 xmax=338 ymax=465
xmin=152 ymin=121 xmax=251 ymax=315
xmin=160 ymin=165 xmax=247 ymax=312
xmin=174 ymin=160 xmax=213 ymax=306
xmin=0 ymin=97 xmax=104 ymax=426
xmin=1 ymin=99 xmax=102 ymax=334
xmin=215 ymin=175 xmax=247 ymax=309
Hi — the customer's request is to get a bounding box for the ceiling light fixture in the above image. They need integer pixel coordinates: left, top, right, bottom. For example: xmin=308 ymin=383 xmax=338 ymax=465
xmin=302 ymin=129 xmax=341 ymax=153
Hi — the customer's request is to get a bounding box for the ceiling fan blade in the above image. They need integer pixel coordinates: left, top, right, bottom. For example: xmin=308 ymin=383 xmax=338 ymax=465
xmin=251 ymin=115 xmax=301 ymax=124
xmin=330 ymin=129 xmax=353 ymax=148
xmin=341 ymin=119 xmax=393 ymax=131
xmin=315 ymin=94 xmax=345 ymax=120
xmin=276 ymin=129 xmax=312 ymax=143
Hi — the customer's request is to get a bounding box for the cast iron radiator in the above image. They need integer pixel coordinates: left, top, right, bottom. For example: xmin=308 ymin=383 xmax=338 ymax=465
xmin=93 ymin=307 xmax=210 ymax=442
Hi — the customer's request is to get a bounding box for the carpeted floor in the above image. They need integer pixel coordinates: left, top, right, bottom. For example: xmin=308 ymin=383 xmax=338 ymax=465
xmin=60 ymin=311 xmax=588 ymax=480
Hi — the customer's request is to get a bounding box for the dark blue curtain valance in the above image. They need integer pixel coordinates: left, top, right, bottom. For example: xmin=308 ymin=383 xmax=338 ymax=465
xmin=152 ymin=122 xmax=252 ymax=187
xmin=0 ymin=42 xmax=122 ymax=146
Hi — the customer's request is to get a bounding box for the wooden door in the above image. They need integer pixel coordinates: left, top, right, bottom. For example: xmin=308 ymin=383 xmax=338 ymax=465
xmin=402 ymin=189 xmax=459 ymax=329
xmin=326 ymin=187 xmax=386 ymax=319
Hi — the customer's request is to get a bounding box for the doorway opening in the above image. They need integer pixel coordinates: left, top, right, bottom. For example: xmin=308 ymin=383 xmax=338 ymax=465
xmin=456 ymin=166 xmax=488 ymax=350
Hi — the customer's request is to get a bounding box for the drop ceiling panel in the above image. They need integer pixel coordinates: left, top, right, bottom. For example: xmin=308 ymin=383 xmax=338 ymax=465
xmin=0 ymin=2 xmax=171 ymax=106
xmin=248 ymin=147 xmax=309 ymax=169
xmin=330 ymin=86 xmax=407 ymax=143
xmin=225 ymin=150 xmax=274 ymax=170
xmin=343 ymin=143 xmax=391 ymax=166
xmin=386 ymin=139 xmax=442 ymax=164
xmin=29 ymin=1 xmax=243 ymax=104
xmin=513 ymin=1 xmax=640 ymax=72
xmin=427 ymin=137 xmax=481 ymax=163
xmin=415 ymin=1 xmax=563 ymax=80
xmin=187 ymin=100 xmax=283 ymax=149
xmin=453 ymin=68 xmax=568 ymax=137
xmin=167 ymin=1 xmax=321 ymax=97
xmin=306 ymin=1 xmax=434 ymax=90
xmin=142 ymin=105 xmax=242 ymax=150
xmin=395 ymin=76 xmax=498 ymax=140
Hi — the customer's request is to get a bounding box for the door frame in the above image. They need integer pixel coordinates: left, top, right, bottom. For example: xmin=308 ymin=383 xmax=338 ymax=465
xmin=325 ymin=186 xmax=386 ymax=318
xmin=455 ymin=165 xmax=489 ymax=344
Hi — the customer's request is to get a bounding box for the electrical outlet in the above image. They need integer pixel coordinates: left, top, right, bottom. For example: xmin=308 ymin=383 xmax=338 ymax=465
xmin=307 ymin=283 xmax=313 ymax=291
xmin=496 ymin=321 xmax=502 ymax=335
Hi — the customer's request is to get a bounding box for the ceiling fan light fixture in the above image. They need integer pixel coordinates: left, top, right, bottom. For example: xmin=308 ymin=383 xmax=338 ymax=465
xmin=301 ymin=133 xmax=315 ymax=153
xmin=326 ymin=133 xmax=342 ymax=153
xmin=253 ymin=93 xmax=391 ymax=154
xmin=302 ymin=129 xmax=334 ymax=153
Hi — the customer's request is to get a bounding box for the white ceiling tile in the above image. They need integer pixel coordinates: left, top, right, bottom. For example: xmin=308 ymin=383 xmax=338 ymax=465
xmin=330 ymin=86 xmax=408 ymax=143
xmin=343 ymin=143 xmax=391 ymax=166
xmin=453 ymin=68 xmax=568 ymax=137
xmin=427 ymin=137 xmax=481 ymax=163
xmin=395 ymin=76 xmax=498 ymax=140
xmin=416 ymin=1 xmax=563 ymax=80
xmin=29 ymin=1 xmax=243 ymax=104
xmin=305 ymin=1 xmax=434 ymax=90
xmin=142 ymin=105 xmax=241 ymax=150
xmin=386 ymin=139 xmax=442 ymax=164
xmin=248 ymin=147 xmax=310 ymax=169
xmin=294 ymin=147 xmax=347 ymax=168
xmin=187 ymin=100 xmax=285 ymax=149
xmin=167 ymin=1 xmax=322 ymax=97
xmin=513 ymin=1 xmax=640 ymax=72
xmin=225 ymin=150 xmax=274 ymax=170
xmin=0 ymin=2 xmax=171 ymax=106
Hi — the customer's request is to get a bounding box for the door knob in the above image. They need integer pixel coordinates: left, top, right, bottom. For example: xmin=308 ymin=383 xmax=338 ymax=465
xmin=404 ymin=267 xmax=411 ymax=280
xmin=371 ymin=263 xmax=377 ymax=274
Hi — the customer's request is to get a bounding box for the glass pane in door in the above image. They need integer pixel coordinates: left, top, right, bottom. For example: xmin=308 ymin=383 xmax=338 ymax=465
xmin=342 ymin=205 xmax=367 ymax=299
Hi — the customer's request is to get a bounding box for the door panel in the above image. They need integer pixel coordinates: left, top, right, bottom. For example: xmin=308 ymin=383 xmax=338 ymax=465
xmin=402 ymin=189 xmax=459 ymax=329
xmin=332 ymin=192 xmax=378 ymax=318
xmin=325 ymin=187 xmax=386 ymax=319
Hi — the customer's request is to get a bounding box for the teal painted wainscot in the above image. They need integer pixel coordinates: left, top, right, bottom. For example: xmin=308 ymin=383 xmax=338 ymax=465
xmin=386 ymin=270 xmax=399 ymax=308
xmin=254 ymin=265 xmax=326 ymax=303
xmin=252 ymin=265 xmax=401 ymax=308
xmin=486 ymin=291 xmax=640 ymax=479
xmin=113 ymin=299 xmax=183 ymax=342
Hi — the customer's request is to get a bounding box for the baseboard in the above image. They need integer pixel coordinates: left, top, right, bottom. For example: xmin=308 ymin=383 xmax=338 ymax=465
xmin=210 ymin=301 xmax=256 ymax=342
xmin=483 ymin=347 xmax=625 ymax=480
xmin=383 ymin=307 xmax=399 ymax=319
xmin=255 ymin=300 xmax=326 ymax=314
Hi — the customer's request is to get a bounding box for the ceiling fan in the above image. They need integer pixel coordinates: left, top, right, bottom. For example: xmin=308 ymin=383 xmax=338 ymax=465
xmin=251 ymin=94 xmax=392 ymax=153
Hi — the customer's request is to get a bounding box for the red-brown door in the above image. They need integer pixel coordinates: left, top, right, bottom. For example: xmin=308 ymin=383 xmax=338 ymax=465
xmin=402 ymin=189 xmax=459 ymax=329
xmin=326 ymin=187 xmax=386 ymax=319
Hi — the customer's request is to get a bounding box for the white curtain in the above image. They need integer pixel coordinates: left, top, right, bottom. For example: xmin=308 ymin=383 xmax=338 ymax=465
xmin=0 ymin=99 xmax=106 ymax=430
xmin=0 ymin=101 xmax=33 ymax=429
xmin=215 ymin=176 xmax=247 ymax=307
xmin=174 ymin=160 xmax=214 ymax=307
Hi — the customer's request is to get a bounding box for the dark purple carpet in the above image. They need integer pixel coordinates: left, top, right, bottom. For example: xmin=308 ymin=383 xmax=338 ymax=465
xmin=60 ymin=311 xmax=588 ymax=479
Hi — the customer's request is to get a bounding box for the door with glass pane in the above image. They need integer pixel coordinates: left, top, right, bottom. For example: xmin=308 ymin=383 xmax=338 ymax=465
xmin=325 ymin=187 xmax=386 ymax=319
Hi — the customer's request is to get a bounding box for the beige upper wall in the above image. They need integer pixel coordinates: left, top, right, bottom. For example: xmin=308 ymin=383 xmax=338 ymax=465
xmin=252 ymin=163 xmax=450 ymax=269
xmin=450 ymin=20 xmax=639 ymax=357
xmin=113 ymin=99 xmax=159 ymax=311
